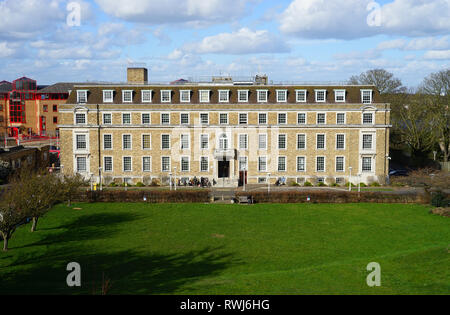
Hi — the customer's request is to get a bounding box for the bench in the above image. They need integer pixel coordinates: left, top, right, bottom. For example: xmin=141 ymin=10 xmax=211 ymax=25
xmin=238 ymin=196 xmax=253 ymax=204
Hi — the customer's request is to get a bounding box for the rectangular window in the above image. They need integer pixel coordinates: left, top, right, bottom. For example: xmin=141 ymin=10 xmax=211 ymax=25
xmin=315 ymin=90 xmax=326 ymax=102
xmin=278 ymin=156 xmax=287 ymax=172
xmin=122 ymin=113 xmax=131 ymax=125
xmin=200 ymin=134 xmax=209 ymax=149
xmin=316 ymin=156 xmax=325 ymax=172
xmin=77 ymin=90 xmax=87 ymax=103
xmin=143 ymin=157 xmax=151 ymax=172
xmin=239 ymin=156 xmax=248 ymax=171
xmin=278 ymin=113 xmax=287 ymax=124
xmin=278 ymin=134 xmax=287 ymax=149
xmin=200 ymin=113 xmax=209 ymax=125
xmin=141 ymin=113 xmax=151 ymax=125
xmin=219 ymin=90 xmax=229 ymax=102
xmin=103 ymin=113 xmax=112 ymax=125
xmin=103 ymin=90 xmax=113 ymax=103
xmin=199 ymin=90 xmax=210 ymax=103
xmin=53 ymin=116 xmax=58 ymax=124
xmin=219 ymin=113 xmax=228 ymax=124
xmin=296 ymin=90 xmax=307 ymax=102
xmin=75 ymin=113 xmax=86 ymax=125
xmin=161 ymin=134 xmax=170 ymax=149
xmin=297 ymin=134 xmax=306 ymax=150
xmin=277 ymin=90 xmax=287 ymax=102
xmin=317 ymin=113 xmax=326 ymax=124
xmin=180 ymin=113 xmax=189 ymax=125
xmin=122 ymin=134 xmax=132 ymax=150
xmin=43 ymin=105 xmax=48 ymax=112
xmin=103 ymin=134 xmax=112 ymax=150
xmin=239 ymin=134 xmax=248 ymax=150
xmin=200 ymin=157 xmax=209 ymax=172
xmin=142 ymin=134 xmax=151 ymax=150
xmin=238 ymin=90 xmax=248 ymax=102
xmin=317 ymin=134 xmax=325 ymax=149
xmin=297 ymin=113 xmax=306 ymax=124
xmin=181 ymin=134 xmax=190 ymax=149
xmin=336 ymin=134 xmax=345 ymax=150
xmin=123 ymin=157 xmax=132 ymax=172
xmin=337 ymin=113 xmax=346 ymax=124
xmin=259 ymin=134 xmax=267 ymax=150
xmin=161 ymin=113 xmax=170 ymax=125
xmin=239 ymin=113 xmax=248 ymax=125
xmin=258 ymin=157 xmax=267 ymax=172
xmin=362 ymin=90 xmax=372 ymax=104
xmin=161 ymin=90 xmax=171 ymax=103
xmin=258 ymin=113 xmax=267 ymax=124
xmin=363 ymin=113 xmax=374 ymax=124
xmin=297 ymin=157 xmax=306 ymax=172
xmin=335 ymin=90 xmax=346 ymax=102
xmin=180 ymin=90 xmax=190 ymax=103
xmin=76 ymin=134 xmax=87 ymax=150
xmin=53 ymin=105 xmax=58 ymax=112
xmin=76 ymin=157 xmax=87 ymax=172
xmin=363 ymin=134 xmax=373 ymax=150
xmin=257 ymin=90 xmax=268 ymax=102
xmin=181 ymin=157 xmax=190 ymax=172
xmin=122 ymin=90 xmax=133 ymax=103
xmin=141 ymin=90 xmax=152 ymax=103
xmin=336 ymin=157 xmax=345 ymax=172
xmin=161 ymin=157 xmax=170 ymax=172
xmin=362 ymin=157 xmax=372 ymax=172
xmin=104 ymin=157 xmax=113 ymax=172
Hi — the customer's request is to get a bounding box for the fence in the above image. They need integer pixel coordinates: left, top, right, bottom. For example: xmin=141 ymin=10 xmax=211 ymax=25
xmin=440 ymin=162 xmax=450 ymax=172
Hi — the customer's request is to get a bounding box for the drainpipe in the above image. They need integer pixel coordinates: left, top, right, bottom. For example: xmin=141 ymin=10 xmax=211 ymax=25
xmin=97 ymin=104 xmax=102 ymax=190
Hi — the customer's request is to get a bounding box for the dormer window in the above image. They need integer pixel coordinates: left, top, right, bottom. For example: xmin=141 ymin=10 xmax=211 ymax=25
xmin=257 ymin=90 xmax=268 ymax=102
xmin=315 ymin=90 xmax=326 ymax=102
xmin=361 ymin=89 xmax=373 ymax=104
xmin=238 ymin=90 xmax=248 ymax=102
xmin=103 ymin=90 xmax=114 ymax=103
xmin=199 ymin=90 xmax=210 ymax=103
xmin=77 ymin=90 xmax=87 ymax=104
xmin=141 ymin=90 xmax=152 ymax=103
xmin=161 ymin=90 xmax=171 ymax=103
xmin=296 ymin=90 xmax=307 ymax=102
xmin=180 ymin=90 xmax=190 ymax=103
xmin=277 ymin=90 xmax=287 ymax=102
xmin=219 ymin=90 xmax=229 ymax=102
xmin=334 ymin=90 xmax=346 ymax=102
xmin=122 ymin=90 xmax=133 ymax=103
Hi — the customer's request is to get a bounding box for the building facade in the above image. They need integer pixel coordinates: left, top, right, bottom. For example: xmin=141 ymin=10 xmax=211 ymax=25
xmin=59 ymin=67 xmax=391 ymax=186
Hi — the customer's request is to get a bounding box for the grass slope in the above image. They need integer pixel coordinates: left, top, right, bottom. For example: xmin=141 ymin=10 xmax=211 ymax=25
xmin=0 ymin=203 xmax=448 ymax=295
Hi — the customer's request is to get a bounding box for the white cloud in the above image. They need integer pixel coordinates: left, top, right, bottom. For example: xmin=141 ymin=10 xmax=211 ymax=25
xmin=377 ymin=36 xmax=450 ymax=51
xmin=424 ymin=50 xmax=450 ymax=60
xmin=279 ymin=0 xmax=450 ymax=39
xmin=181 ymin=28 xmax=290 ymax=55
xmin=0 ymin=42 xmax=18 ymax=58
xmin=94 ymin=0 xmax=252 ymax=26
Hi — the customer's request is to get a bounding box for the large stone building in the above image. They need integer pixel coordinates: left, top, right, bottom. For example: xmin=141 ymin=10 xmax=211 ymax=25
xmin=59 ymin=67 xmax=391 ymax=186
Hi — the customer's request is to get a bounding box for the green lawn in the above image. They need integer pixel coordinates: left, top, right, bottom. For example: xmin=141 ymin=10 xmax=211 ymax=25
xmin=0 ymin=203 xmax=449 ymax=295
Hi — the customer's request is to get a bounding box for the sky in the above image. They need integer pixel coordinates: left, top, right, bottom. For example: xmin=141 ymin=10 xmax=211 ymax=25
xmin=0 ymin=0 xmax=449 ymax=88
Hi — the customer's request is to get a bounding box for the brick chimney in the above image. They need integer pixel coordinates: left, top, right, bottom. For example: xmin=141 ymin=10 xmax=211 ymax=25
xmin=127 ymin=67 xmax=148 ymax=84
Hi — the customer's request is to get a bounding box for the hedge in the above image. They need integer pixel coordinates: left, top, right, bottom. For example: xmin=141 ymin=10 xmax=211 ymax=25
xmin=235 ymin=190 xmax=430 ymax=204
xmin=74 ymin=190 xmax=211 ymax=203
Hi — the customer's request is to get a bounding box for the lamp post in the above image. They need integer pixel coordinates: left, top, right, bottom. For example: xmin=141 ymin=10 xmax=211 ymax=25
xmin=174 ymin=167 xmax=177 ymax=191
xmin=243 ymin=167 xmax=246 ymax=192
xmin=267 ymin=173 xmax=271 ymax=194
xmin=386 ymin=156 xmax=392 ymax=185
xmin=348 ymin=166 xmax=353 ymax=192
xmin=169 ymin=173 xmax=173 ymax=191
xmin=99 ymin=167 xmax=103 ymax=191
xmin=358 ymin=174 xmax=361 ymax=193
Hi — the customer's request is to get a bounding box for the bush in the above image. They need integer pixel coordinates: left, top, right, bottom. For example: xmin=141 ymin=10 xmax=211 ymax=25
xmin=79 ymin=190 xmax=211 ymax=203
xmin=150 ymin=179 xmax=161 ymax=187
xmin=360 ymin=183 xmax=367 ymax=188
xmin=136 ymin=182 xmax=145 ymax=187
xmin=304 ymin=181 xmax=313 ymax=187
xmin=431 ymin=191 xmax=449 ymax=207
xmin=289 ymin=182 xmax=300 ymax=187
xmin=318 ymin=182 xmax=327 ymax=187
xmin=108 ymin=182 xmax=118 ymax=187
xmin=370 ymin=182 xmax=381 ymax=187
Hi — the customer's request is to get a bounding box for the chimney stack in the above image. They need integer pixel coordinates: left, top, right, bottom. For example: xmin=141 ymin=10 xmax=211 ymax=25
xmin=127 ymin=66 xmax=148 ymax=84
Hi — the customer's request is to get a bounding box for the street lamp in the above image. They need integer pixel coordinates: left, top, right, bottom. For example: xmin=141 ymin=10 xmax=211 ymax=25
xmin=243 ymin=167 xmax=246 ymax=192
xmin=173 ymin=167 xmax=177 ymax=191
xmin=358 ymin=174 xmax=361 ymax=193
xmin=99 ymin=167 xmax=103 ymax=191
xmin=169 ymin=173 xmax=173 ymax=191
xmin=267 ymin=173 xmax=271 ymax=194
xmin=348 ymin=166 xmax=353 ymax=192
xmin=386 ymin=156 xmax=392 ymax=185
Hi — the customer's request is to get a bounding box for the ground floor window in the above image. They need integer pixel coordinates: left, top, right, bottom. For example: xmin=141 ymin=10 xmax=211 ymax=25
xmin=76 ymin=157 xmax=87 ymax=172
xmin=162 ymin=157 xmax=170 ymax=172
xmin=297 ymin=157 xmax=305 ymax=172
xmin=316 ymin=156 xmax=325 ymax=172
xmin=143 ymin=157 xmax=151 ymax=172
xmin=278 ymin=156 xmax=286 ymax=172
xmin=258 ymin=157 xmax=267 ymax=172
xmin=123 ymin=157 xmax=132 ymax=172
xmin=200 ymin=157 xmax=209 ymax=172
xmin=104 ymin=157 xmax=113 ymax=172
xmin=362 ymin=157 xmax=372 ymax=172
xmin=181 ymin=157 xmax=190 ymax=172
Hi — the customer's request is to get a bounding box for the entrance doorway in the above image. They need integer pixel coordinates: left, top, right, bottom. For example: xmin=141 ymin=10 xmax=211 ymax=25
xmin=218 ymin=161 xmax=230 ymax=178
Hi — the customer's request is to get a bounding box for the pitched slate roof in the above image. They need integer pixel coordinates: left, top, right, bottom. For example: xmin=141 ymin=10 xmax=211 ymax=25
xmin=38 ymin=83 xmax=79 ymax=94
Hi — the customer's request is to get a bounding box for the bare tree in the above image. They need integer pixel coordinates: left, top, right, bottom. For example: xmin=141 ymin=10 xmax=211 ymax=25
xmin=59 ymin=174 xmax=87 ymax=207
xmin=419 ymin=69 xmax=450 ymax=162
xmin=349 ymin=69 xmax=406 ymax=95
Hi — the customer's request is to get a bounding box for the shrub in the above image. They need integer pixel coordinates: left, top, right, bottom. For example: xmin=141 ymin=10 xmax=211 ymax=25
xmin=370 ymin=182 xmax=381 ymax=187
xmin=289 ymin=182 xmax=300 ymax=187
xmin=304 ymin=181 xmax=313 ymax=187
xmin=318 ymin=182 xmax=327 ymax=187
xmin=431 ymin=191 xmax=449 ymax=207
xmin=150 ymin=179 xmax=161 ymax=187
xmin=80 ymin=190 xmax=211 ymax=203
xmin=108 ymin=182 xmax=118 ymax=187
xmin=360 ymin=183 xmax=367 ymax=188
xmin=136 ymin=182 xmax=145 ymax=187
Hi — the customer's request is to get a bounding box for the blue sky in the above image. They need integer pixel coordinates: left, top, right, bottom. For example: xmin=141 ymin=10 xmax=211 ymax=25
xmin=1 ymin=0 xmax=449 ymax=87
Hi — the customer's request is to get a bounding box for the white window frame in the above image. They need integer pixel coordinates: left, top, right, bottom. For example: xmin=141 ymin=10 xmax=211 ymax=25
xmin=200 ymin=156 xmax=209 ymax=172
xmin=75 ymin=133 xmax=88 ymax=151
xmin=75 ymin=113 xmax=87 ymax=125
xmin=103 ymin=90 xmax=114 ymax=103
xmin=336 ymin=134 xmax=346 ymax=150
xmin=200 ymin=134 xmax=209 ymax=150
xmin=142 ymin=134 xmax=151 ymax=150
xmin=276 ymin=89 xmax=288 ymax=103
xmin=362 ymin=112 xmax=374 ymax=125
xmin=76 ymin=156 xmax=88 ymax=173
xmin=141 ymin=90 xmax=152 ymax=103
xmin=361 ymin=156 xmax=374 ymax=173
xmin=161 ymin=113 xmax=170 ymax=125
xmin=180 ymin=134 xmax=190 ymax=150
xmin=142 ymin=156 xmax=152 ymax=172
xmin=199 ymin=90 xmax=210 ymax=103
xmin=123 ymin=156 xmax=132 ymax=172
xmin=317 ymin=113 xmax=326 ymax=125
xmin=334 ymin=89 xmax=346 ymax=103
xmin=103 ymin=134 xmax=113 ymax=150
xmin=218 ymin=90 xmax=229 ymax=103
xmin=315 ymin=89 xmax=327 ymax=103
xmin=103 ymin=156 xmax=113 ymax=173
xmin=161 ymin=134 xmax=171 ymax=150
xmin=296 ymin=90 xmax=307 ymax=103
xmin=316 ymin=156 xmax=326 ymax=172
xmin=257 ymin=90 xmax=268 ymax=103
xmin=122 ymin=113 xmax=132 ymax=125
xmin=180 ymin=156 xmax=190 ymax=172
xmin=239 ymin=113 xmax=248 ymax=125
xmin=278 ymin=156 xmax=287 ymax=172
xmin=122 ymin=90 xmax=133 ymax=103
xmin=258 ymin=156 xmax=267 ymax=172
xmin=278 ymin=112 xmax=287 ymax=125
xmin=316 ymin=134 xmax=326 ymax=150
xmin=239 ymin=134 xmax=248 ymax=150
xmin=161 ymin=156 xmax=171 ymax=172
xmin=161 ymin=90 xmax=171 ymax=103
xmin=362 ymin=134 xmax=374 ymax=150
xmin=238 ymin=90 xmax=249 ymax=103
xmin=180 ymin=113 xmax=190 ymax=125
xmin=278 ymin=134 xmax=287 ymax=150
xmin=361 ymin=89 xmax=373 ymax=104
xmin=180 ymin=90 xmax=191 ymax=103
xmin=297 ymin=112 xmax=307 ymax=125
xmin=200 ymin=113 xmax=209 ymax=125
xmin=219 ymin=113 xmax=228 ymax=125
xmin=336 ymin=112 xmax=346 ymax=125
xmin=336 ymin=156 xmax=345 ymax=173
xmin=297 ymin=156 xmax=306 ymax=172
xmin=297 ymin=133 xmax=306 ymax=150
xmin=258 ymin=134 xmax=267 ymax=150
xmin=141 ymin=113 xmax=151 ymax=125
xmin=258 ymin=112 xmax=268 ymax=125
xmin=102 ymin=113 xmax=112 ymax=125
xmin=122 ymin=134 xmax=132 ymax=150
xmin=77 ymin=90 xmax=88 ymax=104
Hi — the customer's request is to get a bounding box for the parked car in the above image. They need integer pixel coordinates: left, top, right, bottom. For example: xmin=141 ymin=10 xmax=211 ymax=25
xmin=389 ymin=169 xmax=409 ymax=177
